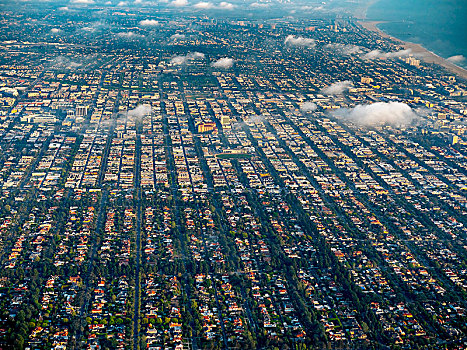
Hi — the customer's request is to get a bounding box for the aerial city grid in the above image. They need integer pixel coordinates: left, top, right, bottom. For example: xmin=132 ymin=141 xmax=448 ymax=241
xmin=0 ymin=1 xmax=466 ymax=349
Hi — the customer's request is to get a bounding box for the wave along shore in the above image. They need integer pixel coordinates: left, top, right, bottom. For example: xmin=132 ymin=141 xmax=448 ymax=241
xmin=358 ymin=20 xmax=467 ymax=81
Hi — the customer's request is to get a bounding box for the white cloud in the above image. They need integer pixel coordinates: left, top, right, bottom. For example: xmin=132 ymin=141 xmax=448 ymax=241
xmin=321 ymin=80 xmax=353 ymax=95
xmin=139 ymin=19 xmax=160 ymax=26
xmin=337 ymin=102 xmax=418 ymax=127
xmin=51 ymin=56 xmax=82 ymax=69
xmin=301 ymin=5 xmax=324 ymax=11
xmin=50 ymin=28 xmax=62 ymax=34
xmin=117 ymin=31 xmax=143 ymax=39
xmin=117 ymin=1 xmax=128 ymax=5
xmin=194 ymin=1 xmax=234 ymax=9
xmin=300 ymin=102 xmax=317 ymax=113
xmin=194 ymin=1 xmax=213 ymax=8
xmin=211 ymin=57 xmax=234 ymax=69
xmin=250 ymin=2 xmax=269 ymax=7
xmin=325 ymin=43 xmax=362 ymax=55
xmin=128 ymin=104 xmax=152 ymax=120
xmin=414 ymin=107 xmax=433 ymax=117
xmin=170 ymin=33 xmax=186 ymax=40
xmin=218 ymin=1 xmax=234 ymax=9
xmin=58 ymin=6 xmax=69 ymax=10
xmin=170 ymin=0 xmax=188 ymax=6
xmin=70 ymin=0 xmax=95 ymax=4
xmin=243 ymin=115 xmax=266 ymax=124
xmin=170 ymin=52 xmax=205 ymax=65
xmin=284 ymin=35 xmax=315 ymax=48
xmin=363 ymin=49 xmax=412 ymax=60
xmin=80 ymin=22 xmax=105 ymax=32
xmin=447 ymin=55 xmax=465 ymax=63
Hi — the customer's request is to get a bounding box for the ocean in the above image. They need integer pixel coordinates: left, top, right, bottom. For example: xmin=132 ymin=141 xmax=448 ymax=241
xmin=366 ymin=0 xmax=467 ymax=69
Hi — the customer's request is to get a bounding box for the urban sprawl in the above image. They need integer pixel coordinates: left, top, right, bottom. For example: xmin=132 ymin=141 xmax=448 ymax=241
xmin=0 ymin=5 xmax=466 ymax=350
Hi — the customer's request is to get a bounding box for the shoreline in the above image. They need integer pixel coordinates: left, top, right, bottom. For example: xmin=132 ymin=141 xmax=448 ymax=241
xmin=358 ymin=20 xmax=467 ymax=81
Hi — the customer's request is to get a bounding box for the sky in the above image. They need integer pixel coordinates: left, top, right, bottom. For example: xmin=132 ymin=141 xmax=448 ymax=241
xmin=0 ymin=0 xmax=371 ymax=18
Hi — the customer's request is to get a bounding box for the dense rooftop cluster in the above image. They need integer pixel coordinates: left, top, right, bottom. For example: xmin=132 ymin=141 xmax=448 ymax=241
xmin=0 ymin=4 xmax=466 ymax=350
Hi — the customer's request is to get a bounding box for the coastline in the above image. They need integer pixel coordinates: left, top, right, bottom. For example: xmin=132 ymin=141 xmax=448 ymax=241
xmin=358 ymin=20 xmax=467 ymax=81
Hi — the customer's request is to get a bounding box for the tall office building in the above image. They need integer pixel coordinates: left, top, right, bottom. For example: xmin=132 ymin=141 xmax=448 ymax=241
xmin=220 ymin=115 xmax=230 ymax=129
xmin=76 ymin=105 xmax=88 ymax=117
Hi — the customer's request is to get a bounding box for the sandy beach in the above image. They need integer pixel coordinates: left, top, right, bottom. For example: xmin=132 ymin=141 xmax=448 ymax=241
xmin=358 ymin=20 xmax=467 ymax=81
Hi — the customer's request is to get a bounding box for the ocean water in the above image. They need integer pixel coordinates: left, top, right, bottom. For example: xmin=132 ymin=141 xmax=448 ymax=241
xmin=366 ymin=0 xmax=467 ymax=69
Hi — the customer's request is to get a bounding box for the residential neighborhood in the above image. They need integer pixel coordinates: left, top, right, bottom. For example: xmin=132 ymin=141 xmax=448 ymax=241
xmin=0 ymin=2 xmax=466 ymax=349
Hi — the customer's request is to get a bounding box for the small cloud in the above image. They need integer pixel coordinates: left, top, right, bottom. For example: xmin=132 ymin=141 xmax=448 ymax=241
xmin=117 ymin=1 xmax=128 ymax=5
xmin=325 ymin=43 xmax=362 ymax=55
xmin=194 ymin=1 xmax=214 ymax=8
xmin=300 ymin=102 xmax=317 ymax=113
xmin=321 ymin=80 xmax=353 ymax=95
xmin=194 ymin=1 xmax=233 ymax=9
xmin=127 ymin=104 xmax=152 ymax=121
xmin=170 ymin=0 xmax=188 ymax=7
xmin=300 ymin=5 xmax=324 ymax=11
xmin=218 ymin=1 xmax=234 ymax=9
xmin=414 ymin=107 xmax=433 ymax=117
xmin=80 ymin=22 xmax=105 ymax=32
xmin=117 ymin=31 xmax=143 ymax=39
xmin=284 ymin=35 xmax=315 ymax=48
xmin=139 ymin=19 xmax=160 ymax=26
xmin=50 ymin=56 xmax=82 ymax=69
xmin=170 ymin=33 xmax=186 ymax=40
xmin=170 ymin=52 xmax=205 ymax=65
xmin=363 ymin=49 xmax=413 ymax=60
xmin=70 ymin=0 xmax=95 ymax=4
xmin=446 ymin=55 xmax=465 ymax=64
xmin=50 ymin=28 xmax=62 ymax=34
xmin=211 ymin=57 xmax=235 ymax=69
xmin=336 ymin=102 xmax=418 ymax=127
xmin=250 ymin=2 xmax=269 ymax=7
xmin=58 ymin=6 xmax=69 ymax=10
xmin=244 ymin=115 xmax=266 ymax=124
